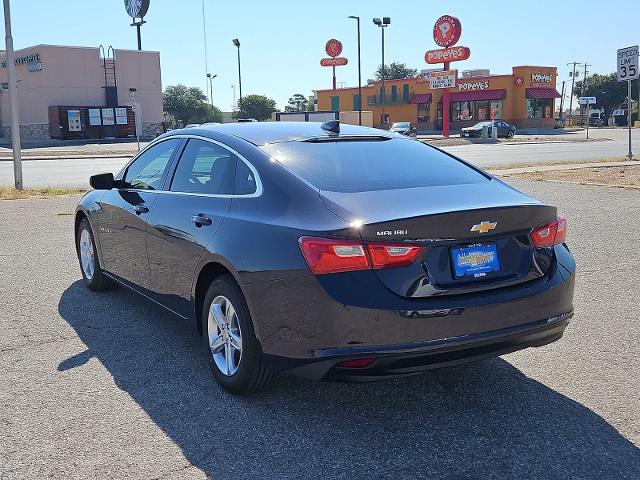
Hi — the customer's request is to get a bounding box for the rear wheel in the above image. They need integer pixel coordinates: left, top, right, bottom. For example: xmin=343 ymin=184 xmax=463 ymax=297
xmin=76 ymin=218 xmax=113 ymax=291
xmin=202 ymin=275 xmax=274 ymax=394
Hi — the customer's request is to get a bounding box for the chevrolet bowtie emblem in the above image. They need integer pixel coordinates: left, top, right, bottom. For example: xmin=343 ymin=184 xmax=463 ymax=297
xmin=470 ymin=221 xmax=497 ymax=234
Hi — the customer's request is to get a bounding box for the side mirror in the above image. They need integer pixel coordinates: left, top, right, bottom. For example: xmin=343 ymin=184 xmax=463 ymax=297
xmin=90 ymin=173 xmax=115 ymax=190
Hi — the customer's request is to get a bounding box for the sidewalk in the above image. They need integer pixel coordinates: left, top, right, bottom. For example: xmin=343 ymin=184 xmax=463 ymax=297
xmin=487 ymin=160 xmax=639 ymax=175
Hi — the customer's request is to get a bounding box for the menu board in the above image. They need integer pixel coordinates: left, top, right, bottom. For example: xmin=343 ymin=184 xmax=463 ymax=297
xmin=88 ymin=108 xmax=102 ymax=126
xmin=115 ymin=107 xmax=128 ymax=125
xmin=101 ymin=108 xmax=115 ymax=125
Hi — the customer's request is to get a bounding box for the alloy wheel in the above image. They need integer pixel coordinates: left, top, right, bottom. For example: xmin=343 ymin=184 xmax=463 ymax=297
xmin=79 ymin=229 xmax=95 ymax=280
xmin=208 ymin=295 xmax=243 ymax=376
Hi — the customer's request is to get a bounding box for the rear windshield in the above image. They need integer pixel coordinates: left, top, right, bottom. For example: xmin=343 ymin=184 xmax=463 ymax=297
xmin=261 ymin=138 xmax=488 ymax=193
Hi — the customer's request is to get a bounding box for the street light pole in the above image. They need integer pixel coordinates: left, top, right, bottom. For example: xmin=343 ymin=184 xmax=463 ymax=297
xmin=206 ymin=73 xmax=217 ymax=109
xmin=232 ymin=39 xmax=243 ymax=116
xmin=3 ymin=0 xmax=22 ymax=190
xmin=373 ymin=17 xmax=390 ymax=128
xmin=348 ymin=16 xmax=362 ymax=126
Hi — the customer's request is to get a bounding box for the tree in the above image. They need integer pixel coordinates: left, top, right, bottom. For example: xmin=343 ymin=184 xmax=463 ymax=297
xmin=285 ymin=93 xmax=308 ymax=112
xmin=163 ymin=84 xmax=222 ymax=126
xmin=306 ymin=96 xmax=315 ymax=112
xmin=573 ymin=73 xmax=639 ymax=119
xmin=233 ymin=94 xmax=277 ymax=120
xmin=375 ymin=62 xmax=418 ymax=81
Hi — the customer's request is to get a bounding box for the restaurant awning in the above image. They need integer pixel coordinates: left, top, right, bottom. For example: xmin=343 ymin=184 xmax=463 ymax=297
xmin=411 ymin=93 xmax=432 ymax=104
xmin=526 ymin=88 xmax=561 ymax=99
xmin=448 ymin=89 xmax=506 ymax=102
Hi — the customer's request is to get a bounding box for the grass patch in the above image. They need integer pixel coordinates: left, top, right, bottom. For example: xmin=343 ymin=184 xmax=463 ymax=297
xmin=0 ymin=185 xmax=86 ymax=200
xmin=486 ymin=157 xmax=637 ymax=171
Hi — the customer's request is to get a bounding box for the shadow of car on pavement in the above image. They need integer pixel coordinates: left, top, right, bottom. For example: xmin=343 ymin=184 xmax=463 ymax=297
xmin=58 ymin=281 xmax=640 ymax=479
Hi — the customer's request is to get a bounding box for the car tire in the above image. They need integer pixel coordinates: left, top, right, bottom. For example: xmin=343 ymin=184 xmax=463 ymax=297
xmin=202 ymin=275 xmax=274 ymax=395
xmin=507 ymin=130 xmax=514 ymax=138
xmin=76 ymin=218 xmax=114 ymax=291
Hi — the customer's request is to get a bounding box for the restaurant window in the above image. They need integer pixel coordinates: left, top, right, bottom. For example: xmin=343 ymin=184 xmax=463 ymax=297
xmin=417 ymin=103 xmax=430 ymax=122
xmin=450 ymin=101 xmax=474 ymax=121
xmin=353 ymin=94 xmax=361 ymax=111
xmin=402 ymin=84 xmax=410 ymax=102
xmin=391 ymin=85 xmax=398 ymax=103
xmin=475 ymin=100 xmax=490 ymax=120
xmin=330 ymin=96 xmax=340 ymax=112
xmin=527 ymin=98 xmax=553 ymax=119
xmin=489 ymin=100 xmax=503 ymax=119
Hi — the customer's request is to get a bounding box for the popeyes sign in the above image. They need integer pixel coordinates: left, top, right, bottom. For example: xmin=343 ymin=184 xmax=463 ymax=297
xmin=425 ymin=15 xmax=470 ymax=65
xmin=425 ymin=46 xmax=470 ymax=64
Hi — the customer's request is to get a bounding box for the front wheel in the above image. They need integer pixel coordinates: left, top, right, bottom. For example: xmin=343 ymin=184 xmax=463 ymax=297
xmin=202 ymin=275 xmax=274 ymax=394
xmin=76 ymin=218 xmax=113 ymax=291
xmin=507 ymin=130 xmax=515 ymax=138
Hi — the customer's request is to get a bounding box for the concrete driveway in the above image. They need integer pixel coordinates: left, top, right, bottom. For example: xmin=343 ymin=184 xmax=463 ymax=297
xmin=0 ymin=179 xmax=638 ymax=478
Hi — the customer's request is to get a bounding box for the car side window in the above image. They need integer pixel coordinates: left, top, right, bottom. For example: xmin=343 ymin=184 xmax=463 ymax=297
xmin=123 ymin=139 xmax=181 ymax=190
xmin=235 ymin=159 xmax=257 ymax=195
xmin=170 ymin=139 xmax=237 ymax=195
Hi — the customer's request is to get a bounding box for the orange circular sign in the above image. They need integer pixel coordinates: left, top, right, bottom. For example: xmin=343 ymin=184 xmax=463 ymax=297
xmin=433 ymin=15 xmax=462 ymax=47
xmin=325 ymin=39 xmax=343 ymax=58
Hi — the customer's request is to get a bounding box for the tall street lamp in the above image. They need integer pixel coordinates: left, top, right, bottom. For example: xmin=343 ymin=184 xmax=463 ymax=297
xmin=232 ymin=38 xmax=243 ymax=116
xmin=348 ymin=15 xmax=362 ymax=126
xmin=373 ymin=17 xmax=390 ymax=127
xmin=206 ymin=73 xmax=217 ymax=110
xmin=3 ymin=0 xmax=22 ymax=189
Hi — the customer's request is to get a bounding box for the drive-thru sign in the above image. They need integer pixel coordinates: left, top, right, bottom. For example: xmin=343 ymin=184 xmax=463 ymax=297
xmin=617 ymin=46 xmax=638 ymax=159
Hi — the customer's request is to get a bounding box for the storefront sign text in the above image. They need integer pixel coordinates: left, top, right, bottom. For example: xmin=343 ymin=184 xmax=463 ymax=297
xmin=458 ymin=80 xmax=489 ymax=91
xmin=425 ymin=46 xmax=470 ymax=64
xmin=320 ymin=57 xmax=348 ymax=67
xmin=1 ymin=52 xmax=41 ymax=68
xmin=530 ymin=73 xmax=553 ymax=88
xmin=429 ymin=70 xmax=457 ymax=89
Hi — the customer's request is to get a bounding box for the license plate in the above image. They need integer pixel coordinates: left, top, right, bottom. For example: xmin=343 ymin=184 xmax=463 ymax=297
xmin=451 ymin=243 xmax=500 ymax=278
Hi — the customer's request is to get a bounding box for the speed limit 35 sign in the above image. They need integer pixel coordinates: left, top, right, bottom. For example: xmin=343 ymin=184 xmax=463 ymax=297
xmin=617 ymin=45 xmax=639 ymax=81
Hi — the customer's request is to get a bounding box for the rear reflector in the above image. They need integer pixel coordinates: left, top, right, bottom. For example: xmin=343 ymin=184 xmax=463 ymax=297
xmin=336 ymin=357 xmax=376 ymax=368
xmin=299 ymin=237 xmax=423 ymax=275
xmin=531 ymin=216 xmax=567 ymax=247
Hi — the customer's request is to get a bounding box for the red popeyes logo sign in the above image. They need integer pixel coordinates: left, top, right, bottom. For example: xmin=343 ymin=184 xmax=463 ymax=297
xmin=433 ymin=15 xmax=462 ymax=47
xmin=514 ymin=76 xmax=524 ymax=87
xmin=325 ymin=39 xmax=343 ymax=58
xmin=320 ymin=57 xmax=348 ymax=67
xmin=425 ymin=46 xmax=470 ymax=64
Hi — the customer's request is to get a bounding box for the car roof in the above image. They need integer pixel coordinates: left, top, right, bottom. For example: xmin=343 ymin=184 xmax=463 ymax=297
xmin=171 ymin=121 xmax=394 ymax=146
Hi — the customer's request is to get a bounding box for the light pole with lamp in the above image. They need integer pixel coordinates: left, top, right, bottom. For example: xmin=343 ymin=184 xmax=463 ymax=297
xmin=206 ymin=73 xmax=217 ymax=109
xmin=232 ymin=38 xmax=243 ymax=116
xmin=348 ymin=15 xmax=362 ymax=126
xmin=373 ymin=17 xmax=390 ymax=127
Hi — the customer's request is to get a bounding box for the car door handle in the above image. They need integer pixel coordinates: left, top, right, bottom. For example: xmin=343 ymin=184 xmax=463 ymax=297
xmin=191 ymin=214 xmax=213 ymax=227
xmin=134 ymin=204 xmax=149 ymax=215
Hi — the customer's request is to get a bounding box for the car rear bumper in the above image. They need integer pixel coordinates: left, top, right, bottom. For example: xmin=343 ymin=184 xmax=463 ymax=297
xmin=276 ymin=311 xmax=571 ymax=381
xmin=244 ymin=247 xmax=575 ymax=380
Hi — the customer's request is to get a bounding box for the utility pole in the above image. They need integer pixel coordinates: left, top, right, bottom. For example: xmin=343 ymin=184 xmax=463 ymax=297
xmin=567 ymin=62 xmax=581 ymax=127
xmin=3 ymin=0 xmax=22 ymax=190
xmin=559 ymin=80 xmax=565 ymax=119
xmin=581 ymin=62 xmax=591 ymax=127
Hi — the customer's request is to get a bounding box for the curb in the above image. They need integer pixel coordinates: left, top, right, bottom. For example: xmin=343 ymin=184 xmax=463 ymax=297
xmin=0 ymin=154 xmax=133 ymax=162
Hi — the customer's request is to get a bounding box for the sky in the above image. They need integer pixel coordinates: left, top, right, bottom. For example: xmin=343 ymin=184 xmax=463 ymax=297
xmin=1 ymin=0 xmax=639 ymax=111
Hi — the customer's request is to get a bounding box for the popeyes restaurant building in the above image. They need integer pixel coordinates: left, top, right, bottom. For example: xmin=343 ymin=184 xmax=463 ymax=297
xmin=316 ymin=65 xmax=560 ymax=131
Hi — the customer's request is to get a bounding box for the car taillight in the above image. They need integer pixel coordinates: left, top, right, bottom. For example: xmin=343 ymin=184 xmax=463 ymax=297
xmin=366 ymin=243 xmax=423 ymax=269
xmin=531 ymin=216 xmax=567 ymax=248
xmin=299 ymin=237 xmax=423 ymax=275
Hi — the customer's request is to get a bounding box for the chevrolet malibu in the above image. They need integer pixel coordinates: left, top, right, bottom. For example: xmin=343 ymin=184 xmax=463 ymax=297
xmin=75 ymin=121 xmax=575 ymax=394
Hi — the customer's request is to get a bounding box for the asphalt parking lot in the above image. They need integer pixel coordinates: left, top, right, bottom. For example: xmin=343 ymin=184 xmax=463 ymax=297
xmin=1 ymin=179 xmax=639 ymax=479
